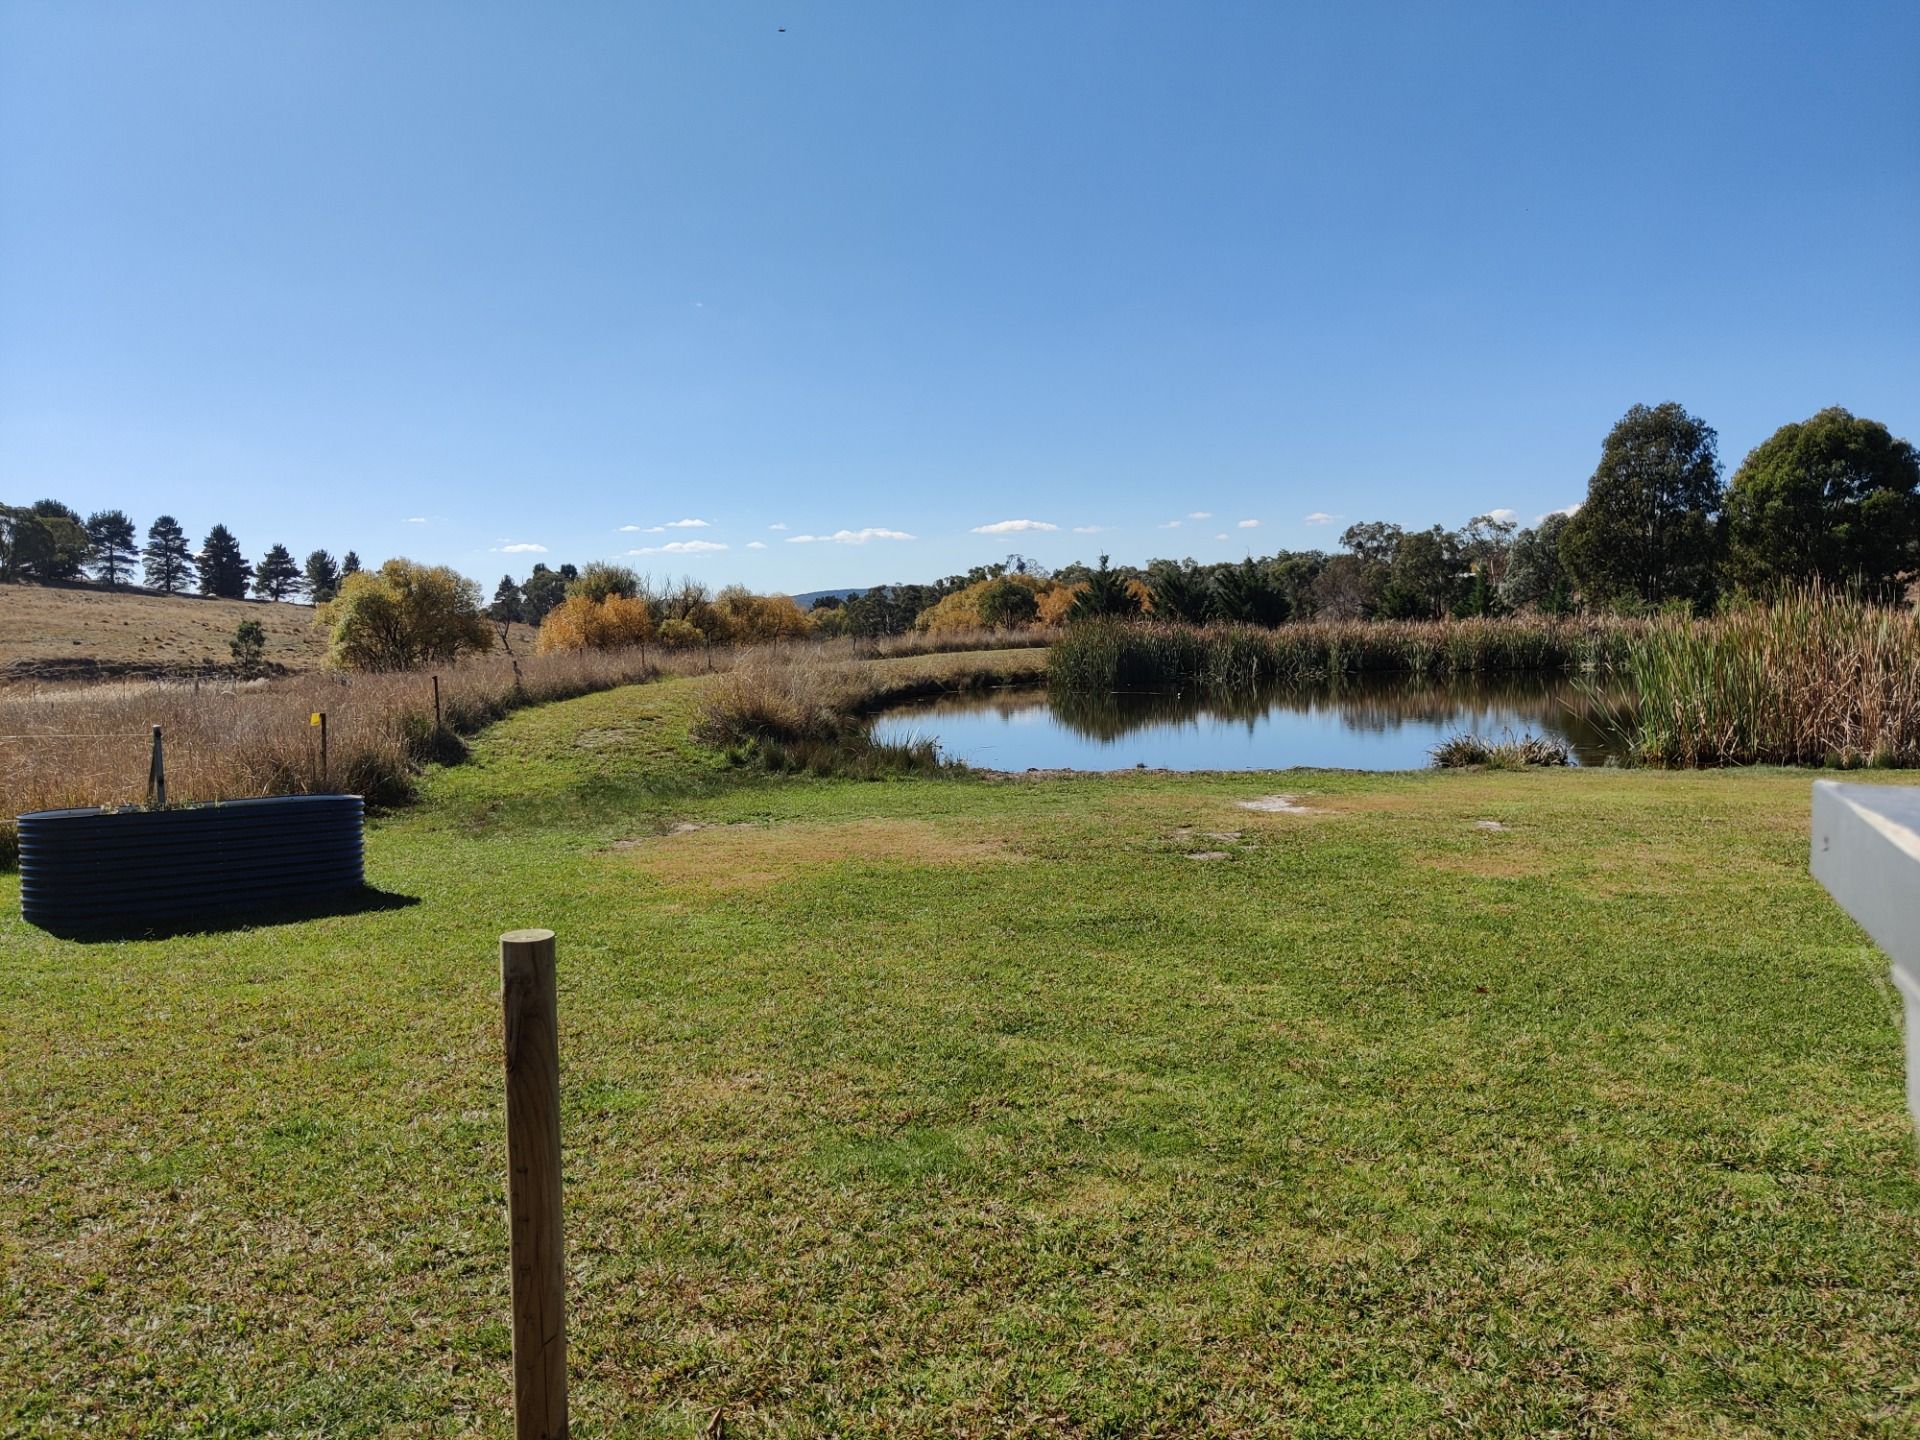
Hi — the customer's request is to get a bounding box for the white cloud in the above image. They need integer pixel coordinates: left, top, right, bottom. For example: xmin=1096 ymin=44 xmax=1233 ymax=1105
xmin=624 ymin=517 xmax=710 ymax=534
xmin=1237 ymin=518 xmax=1259 ymax=529
xmin=971 ymin=518 xmax=1059 ymax=535
xmin=786 ymin=528 xmax=915 ymax=544
xmin=768 ymin=522 xmax=788 ymax=531
xmin=1303 ymin=512 xmax=1342 ymax=526
xmin=1214 ymin=532 xmax=1229 ymax=541
xmin=1485 ymin=507 xmax=1519 ymax=524
xmin=629 ymin=539 xmax=729 ymax=555
xmin=746 ymin=540 xmax=768 ymax=550
xmin=1159 ymin=520 xmax=1182 ymax=529
xmin=1071 ymin=524 xmax=1106 ymax=534
xmin=495 ymin=542 xmax=547 ymax=554
xmin=405 ymin=516 xmax=427 ymax=524
xmin=1188 ymin=510 xmax=1213 ymax=520
xmin=1536 ymin=503 xmax=1581 ymax=522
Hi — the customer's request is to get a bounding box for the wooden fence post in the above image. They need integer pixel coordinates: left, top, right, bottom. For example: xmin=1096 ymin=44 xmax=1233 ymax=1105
xmin=147 ymin=725 xmax=165 ymax=808
xmin=433 ymin=674 xmax=443 ymax=733
xmin=501 ymin=928 xmax=568 ymax=1438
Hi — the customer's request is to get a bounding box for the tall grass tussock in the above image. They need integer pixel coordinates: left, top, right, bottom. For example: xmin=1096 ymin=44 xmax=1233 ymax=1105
xmin=1624 ymin=588 xmax=1920 ymax=766
xmin=1050 ymin=615 xmax=1636 ymax=695
xmin=1430 ymin=732 xmax=1572 ymax=768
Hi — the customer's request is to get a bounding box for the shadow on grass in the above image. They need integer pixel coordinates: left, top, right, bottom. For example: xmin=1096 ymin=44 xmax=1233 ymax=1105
xmin=27 ymin=885 xmax=422 ymax=943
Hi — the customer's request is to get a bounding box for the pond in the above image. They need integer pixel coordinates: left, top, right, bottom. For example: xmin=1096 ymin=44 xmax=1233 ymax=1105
xmin=870 ymin=674 xmax=1631 ymax=772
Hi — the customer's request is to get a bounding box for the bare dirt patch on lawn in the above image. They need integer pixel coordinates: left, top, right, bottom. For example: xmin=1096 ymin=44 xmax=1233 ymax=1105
xmin=612 ymin=817 xmax=1022 ymax=894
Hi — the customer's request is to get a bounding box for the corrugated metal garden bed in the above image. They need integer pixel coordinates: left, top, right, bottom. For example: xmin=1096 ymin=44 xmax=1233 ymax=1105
xmin=18 ymin=794 xmax=365 ymax=934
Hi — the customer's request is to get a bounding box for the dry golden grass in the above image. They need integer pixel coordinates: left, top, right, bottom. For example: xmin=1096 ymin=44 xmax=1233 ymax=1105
xmin=0 ymin=646 xmax=721 ymax=861
xmin=695 ymin=645 xmax=1051 ymax=750
xmin=0 ymin=624 xmax=1058 ymax=865
xmin=0 ymin=580 xmax=537 ymax=679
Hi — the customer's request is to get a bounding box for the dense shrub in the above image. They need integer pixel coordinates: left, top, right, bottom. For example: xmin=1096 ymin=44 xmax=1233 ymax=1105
xmin=536 ymin=594 xmax=654 ymax=653
xmin=318 ymin=559 xmax=492 ymax=671
xmin=916 ymin=573 xmax=1074 ymax=634
xmin=657 ymin=617 xmax=704 ymax=648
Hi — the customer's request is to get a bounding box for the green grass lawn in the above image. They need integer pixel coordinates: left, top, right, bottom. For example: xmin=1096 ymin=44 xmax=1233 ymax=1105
xmin=4 ymin=660 xmax=1918 ymax=1436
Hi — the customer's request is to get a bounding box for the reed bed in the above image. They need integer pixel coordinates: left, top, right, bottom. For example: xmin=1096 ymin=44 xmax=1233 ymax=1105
xmin=1049 ymin=616 xmax=1637 ymax=695
xmin=0 ymin=647 xmax=722 ymax=865
xmin=853 ymin=625 xmax=1058 ymax=659
xmin=1623 ymin=590 xmax=1920 ymax=767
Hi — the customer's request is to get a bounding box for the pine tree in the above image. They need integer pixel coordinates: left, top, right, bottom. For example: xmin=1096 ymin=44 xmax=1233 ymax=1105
xmin=142 ymin=515 xmax=193 ymax=593
xmin=230 ymin=619 xmax=267 ymax=677
xmin=252 ymin=542 xmax=302 ymax=601
xmin=1454 ymin=569 xmax=1495 ymax=618
xmin=304 ymin=549 xmax=341 ymax=603
xmin=1543 ymin=574 xmax=1574 ymax=617
xmin=340 ymin=550 xmax=362 ymax=578
xmin=1068 ymin=555 xmax=1143 ymax=621
xmin=1147 ymin=563 xmax=1212 ymax=624
xmin=196 ymin=524 xmax=250 ymax=599
xmin=85 ymin=510 xmax=138 ymax=586
xmin=489 ymin=574 xmax=525 ymax=623
xmin=1212 ymin=559 xmax=1289 ymax=626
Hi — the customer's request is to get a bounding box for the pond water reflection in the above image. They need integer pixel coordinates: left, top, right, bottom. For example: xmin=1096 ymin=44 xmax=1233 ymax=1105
xmin=870 ymin=674 xmax=1631 ymax=772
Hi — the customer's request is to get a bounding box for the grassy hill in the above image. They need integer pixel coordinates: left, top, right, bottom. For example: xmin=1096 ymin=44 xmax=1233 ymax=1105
xmin=0 ymin=582 xmax=535 ymax=681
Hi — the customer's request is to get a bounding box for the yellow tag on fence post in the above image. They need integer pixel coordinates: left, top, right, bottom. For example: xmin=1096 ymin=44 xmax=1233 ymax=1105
xmin=310 ymin=712 xmax=322 ymax=727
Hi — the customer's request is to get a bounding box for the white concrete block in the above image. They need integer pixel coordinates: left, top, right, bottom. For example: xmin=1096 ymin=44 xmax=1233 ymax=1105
xmin=1811 ymin=780 xmax=1920 ymax=1135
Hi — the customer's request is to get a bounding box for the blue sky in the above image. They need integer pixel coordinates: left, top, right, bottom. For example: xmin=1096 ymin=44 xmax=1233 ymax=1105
xmin=3 ymin=2 xmax=1915 ymax=593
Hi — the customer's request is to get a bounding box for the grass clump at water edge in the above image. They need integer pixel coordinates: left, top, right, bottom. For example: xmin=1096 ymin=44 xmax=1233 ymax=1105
xmin=693 ymin=646 xmax=1049 ymax=776
xmin=1430 ymin=732 xmax=1573 ymax=769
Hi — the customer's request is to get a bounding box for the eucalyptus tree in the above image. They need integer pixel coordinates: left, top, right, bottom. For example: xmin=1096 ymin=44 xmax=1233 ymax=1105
xmin=1560 ymin=402 xmax=1723 ymax=611
xmin=1724 ymin=407 xmax=1920 ymax=596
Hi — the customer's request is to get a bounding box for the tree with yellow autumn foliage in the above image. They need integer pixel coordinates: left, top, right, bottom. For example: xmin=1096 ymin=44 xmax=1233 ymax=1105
xmin=535 ymin=593 xmax=655 ymax=653
xmin=915 ymin=572 xmax=1077 ymax=633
